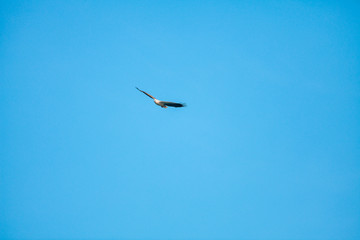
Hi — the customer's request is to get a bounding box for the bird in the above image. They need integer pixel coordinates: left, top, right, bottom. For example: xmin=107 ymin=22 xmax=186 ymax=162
xmin=136 ymin=87 xmax=186 ymax=108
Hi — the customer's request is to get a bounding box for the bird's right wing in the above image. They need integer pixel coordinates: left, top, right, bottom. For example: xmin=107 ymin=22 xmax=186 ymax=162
xmin=136 ymin=87 xmax=155 ymax=99
xmin=162 ymin=101 xmax=186 ymax=108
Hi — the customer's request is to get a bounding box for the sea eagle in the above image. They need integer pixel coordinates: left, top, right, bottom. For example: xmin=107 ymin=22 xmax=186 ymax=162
xmin=136 ymin=87 xmax=186 ymax=108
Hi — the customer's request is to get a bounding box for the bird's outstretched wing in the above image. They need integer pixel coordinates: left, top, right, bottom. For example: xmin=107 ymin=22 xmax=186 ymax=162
xmin=162 ymin=101 xmax=186 ymax=108
xmin=136 ymin=87 xmax=155 ymax=99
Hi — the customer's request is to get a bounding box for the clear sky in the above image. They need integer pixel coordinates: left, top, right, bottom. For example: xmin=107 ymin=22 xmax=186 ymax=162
xmin=1 ymin=1 xmax=359 ymax=239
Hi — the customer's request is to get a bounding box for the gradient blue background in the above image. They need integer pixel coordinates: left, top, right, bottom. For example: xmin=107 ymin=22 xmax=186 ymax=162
xmin=1 ymin=1 xmax=360 ymax=239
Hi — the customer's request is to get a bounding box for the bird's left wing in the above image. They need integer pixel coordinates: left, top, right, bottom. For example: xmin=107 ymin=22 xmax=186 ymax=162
xmin=136 ymin=87 xmax=155 ymax=99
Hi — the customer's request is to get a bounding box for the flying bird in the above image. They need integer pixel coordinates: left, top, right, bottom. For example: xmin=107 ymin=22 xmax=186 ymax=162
xmin=136 ymin=87 xmax=186 ymax=108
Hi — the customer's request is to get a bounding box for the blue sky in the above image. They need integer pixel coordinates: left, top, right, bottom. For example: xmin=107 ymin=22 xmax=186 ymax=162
xmin=1 ymin=1 xmax=359 ymax=239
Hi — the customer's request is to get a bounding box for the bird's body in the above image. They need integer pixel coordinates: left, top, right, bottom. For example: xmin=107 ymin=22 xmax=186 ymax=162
xmin=136 ymin=87 xmax=185 ymax=108
xmin=154 ymin=99 xmax=167 ymax=108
